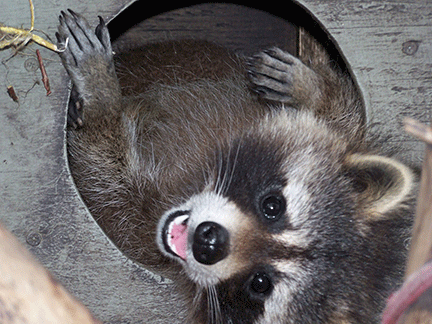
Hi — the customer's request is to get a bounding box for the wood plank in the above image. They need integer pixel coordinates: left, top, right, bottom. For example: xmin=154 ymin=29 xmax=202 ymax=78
xmin=296 ymin=0 xmax=432 ymax=169
xmin=111 ymin=3 xmax=297 ymax=56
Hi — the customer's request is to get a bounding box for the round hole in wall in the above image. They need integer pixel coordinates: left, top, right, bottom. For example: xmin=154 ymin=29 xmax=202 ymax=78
xmin=69 ymin=2 xmax=365 ymax=268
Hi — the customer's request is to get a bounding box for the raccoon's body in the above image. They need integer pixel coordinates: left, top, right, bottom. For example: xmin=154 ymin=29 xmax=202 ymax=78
xmin=57 ymin=11 xmax=415 ymax=324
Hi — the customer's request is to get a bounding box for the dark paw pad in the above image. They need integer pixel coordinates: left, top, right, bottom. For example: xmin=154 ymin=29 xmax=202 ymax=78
xmin=247 ymin=48 xmax=300 ymax=103
xmin=56 ymin=9 xmax=112 ymax=70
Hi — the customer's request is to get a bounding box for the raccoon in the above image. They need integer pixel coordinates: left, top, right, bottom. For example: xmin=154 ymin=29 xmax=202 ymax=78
xmin=56 ymin=10 xmax=415 ymax=324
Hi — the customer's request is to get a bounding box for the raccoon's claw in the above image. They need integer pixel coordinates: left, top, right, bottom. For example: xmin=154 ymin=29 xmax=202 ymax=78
xmin=57 ymin=10 xmax=116 ymax=126
xmin=247 ymin=48 xmax=301 ymax=103
xmin=57 ymin=10 xmax=112 ymax=67
xmin=95 ymin=16 xmax=112 ymax=51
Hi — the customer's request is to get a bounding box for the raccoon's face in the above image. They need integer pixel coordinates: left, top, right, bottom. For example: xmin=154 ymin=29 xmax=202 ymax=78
xmin=157 ymin=111 xmax=414 ymax=324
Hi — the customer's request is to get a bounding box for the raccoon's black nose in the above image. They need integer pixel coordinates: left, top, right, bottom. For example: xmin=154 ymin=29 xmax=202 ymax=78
xmin=192 ymin=222 xmax=229 ymax=265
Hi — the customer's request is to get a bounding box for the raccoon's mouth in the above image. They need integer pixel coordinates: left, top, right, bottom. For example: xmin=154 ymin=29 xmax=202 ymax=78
xmin=161 ymin=211 xmax=190 ymax=261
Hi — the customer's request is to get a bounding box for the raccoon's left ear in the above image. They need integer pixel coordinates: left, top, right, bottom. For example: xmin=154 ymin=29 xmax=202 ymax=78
xmin=346 ymin=154 xmax=414 ymax=216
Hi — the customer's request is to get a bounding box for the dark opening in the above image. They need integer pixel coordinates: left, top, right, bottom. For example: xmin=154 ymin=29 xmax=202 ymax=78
xmin=108 ymin=1 xmax=350 ymax=73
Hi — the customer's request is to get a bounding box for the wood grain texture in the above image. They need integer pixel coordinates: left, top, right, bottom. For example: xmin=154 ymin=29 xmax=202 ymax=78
xmin=111 ymin=3 xmax=297 ymax=56
xmin=295 ymin=0 xmax=432 ymax=169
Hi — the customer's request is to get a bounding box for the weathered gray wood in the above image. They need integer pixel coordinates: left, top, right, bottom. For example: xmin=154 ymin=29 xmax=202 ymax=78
xmin=0 ymin=1 xmax=186 ymax=323
xmin=1 ymin=1 xmax=431 ymax=323
xmin=111 ymin=3 xmax=297 ymax=56
xmin=296 ymin=0 xmax=432 ymax=168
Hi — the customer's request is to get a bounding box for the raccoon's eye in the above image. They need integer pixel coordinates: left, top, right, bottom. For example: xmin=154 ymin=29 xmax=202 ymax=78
xmin=251 ymin=272 xmax=272 ymax=295
xmin=261 ymin=194 xmax=285 ymax=220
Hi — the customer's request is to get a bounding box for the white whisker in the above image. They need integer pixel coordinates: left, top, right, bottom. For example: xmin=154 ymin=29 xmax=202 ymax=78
xmin=214 ymin=148 xmax=224 ymax=196
xmin=222 ymin=140 xmax=241 ymax=196
xmin=207 ymin=285 xmax=222 ymax=324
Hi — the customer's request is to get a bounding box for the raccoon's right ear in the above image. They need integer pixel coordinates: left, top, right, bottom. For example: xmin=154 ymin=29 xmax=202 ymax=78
xmin=346 ymin=154 xmax=414 ymax=217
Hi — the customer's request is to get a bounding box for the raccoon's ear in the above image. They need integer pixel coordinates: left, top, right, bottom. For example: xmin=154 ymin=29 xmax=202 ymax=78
xmin=346 ymin=154 xmax=414 ymax=216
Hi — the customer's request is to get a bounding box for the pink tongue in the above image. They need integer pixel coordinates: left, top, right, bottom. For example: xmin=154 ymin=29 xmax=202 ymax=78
xmin=170 ymin=222 xmax=188 ymax=260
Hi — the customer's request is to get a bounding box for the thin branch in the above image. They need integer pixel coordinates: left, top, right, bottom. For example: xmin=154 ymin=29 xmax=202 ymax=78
xmin=36 ymin=49 xmax=51 ymax=95
xmin=0 ymin=0 xmax=62 ymax=52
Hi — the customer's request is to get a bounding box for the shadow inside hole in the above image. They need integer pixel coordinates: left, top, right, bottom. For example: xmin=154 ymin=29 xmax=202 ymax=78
xmin=108 ymin=1 xmax=351 ymax=73
xmin=70 ymin=2 xmax=364 ymax=266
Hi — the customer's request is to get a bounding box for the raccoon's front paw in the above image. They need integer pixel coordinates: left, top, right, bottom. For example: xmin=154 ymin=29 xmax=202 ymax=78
xmin=56 ymin=10 xmax=119 ymax=126
xmin=56 ymin=10 xmax=113 ymax=93
xmin=248 ymin=48 xmax=317 ymax=105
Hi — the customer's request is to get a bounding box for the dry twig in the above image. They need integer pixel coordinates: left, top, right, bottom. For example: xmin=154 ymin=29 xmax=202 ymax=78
xmin=0 ymin=0 xmax=62 ymax=52
xmin=36 ymin=49 xmax=51 ymax=95
xmin=6 ymin=85 xmax=18 ymax=102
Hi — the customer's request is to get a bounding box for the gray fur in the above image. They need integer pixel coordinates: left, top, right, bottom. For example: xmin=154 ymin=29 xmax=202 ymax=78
xmin=57 ymin=11 xmax=416 ymax=324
